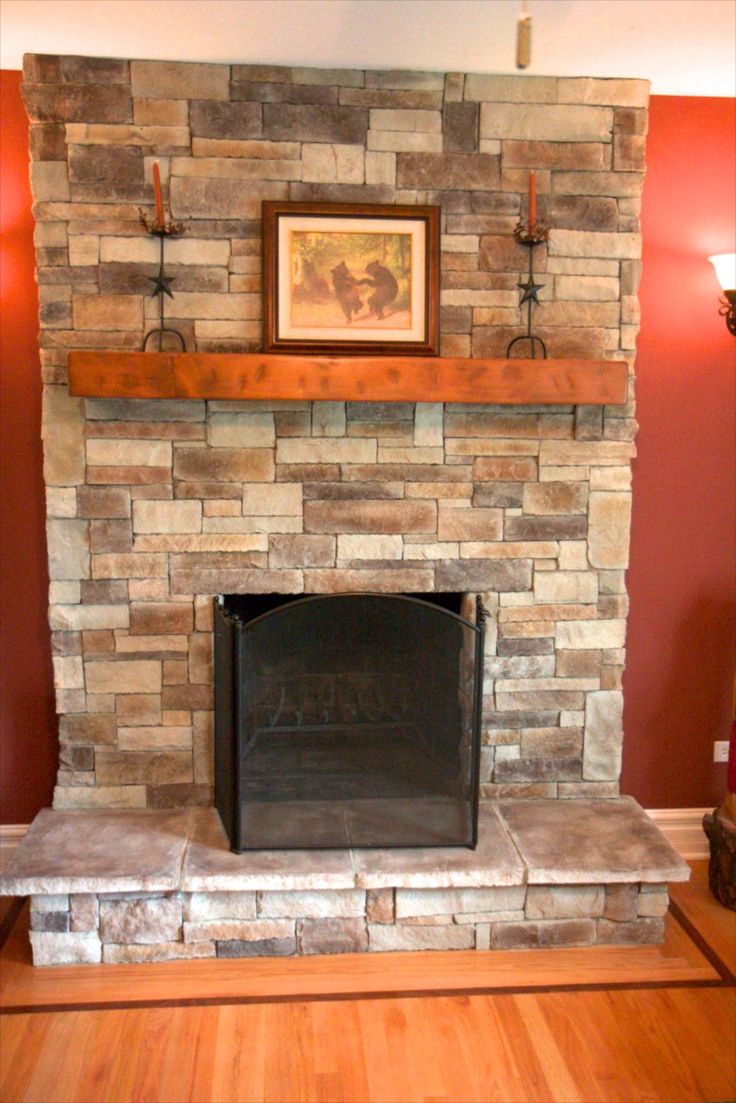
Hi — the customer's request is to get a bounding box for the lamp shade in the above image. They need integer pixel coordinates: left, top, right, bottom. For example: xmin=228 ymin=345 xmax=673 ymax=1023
xmin=708 ymin=253 xmax=736 ymax=291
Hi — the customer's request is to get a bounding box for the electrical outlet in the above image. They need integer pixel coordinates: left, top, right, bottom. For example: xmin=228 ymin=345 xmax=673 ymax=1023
xmin=713 ymin=741 xmax=730 ymax=763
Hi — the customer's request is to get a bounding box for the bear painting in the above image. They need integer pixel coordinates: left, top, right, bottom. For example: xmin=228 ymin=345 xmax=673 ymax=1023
xmin=289 ymin=230 xmax=412 ymax=331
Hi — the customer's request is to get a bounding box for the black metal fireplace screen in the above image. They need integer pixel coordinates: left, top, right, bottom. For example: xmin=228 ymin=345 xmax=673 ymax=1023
xmin=214 ymin=592 xmax=486 ymax=851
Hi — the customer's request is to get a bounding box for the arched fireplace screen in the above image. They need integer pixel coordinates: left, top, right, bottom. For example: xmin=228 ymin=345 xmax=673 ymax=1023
xmin=214 ymin=593 xmax=486 ymax=851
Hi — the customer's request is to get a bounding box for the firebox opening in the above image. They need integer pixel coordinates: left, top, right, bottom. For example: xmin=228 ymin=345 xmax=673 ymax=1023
xmin=214 ymin=592 xmax=485 ymax=853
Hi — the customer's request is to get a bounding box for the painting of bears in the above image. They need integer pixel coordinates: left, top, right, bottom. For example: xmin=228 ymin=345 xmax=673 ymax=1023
xmin=290 ymin=230 xmax=412 ymax=331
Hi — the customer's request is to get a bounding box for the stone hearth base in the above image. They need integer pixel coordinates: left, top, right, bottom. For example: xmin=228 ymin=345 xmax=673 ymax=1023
xmin=1 ymin=799 xmax=689 ymax=965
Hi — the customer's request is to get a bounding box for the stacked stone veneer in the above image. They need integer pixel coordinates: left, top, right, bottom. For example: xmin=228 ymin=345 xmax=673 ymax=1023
xmin=29 ymin=881 xmax=669 ymax=964
xmin=22 ymin=54 xmax=647 ymax=812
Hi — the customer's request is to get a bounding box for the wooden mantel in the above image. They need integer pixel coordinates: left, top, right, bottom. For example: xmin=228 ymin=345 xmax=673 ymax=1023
xmin=68 ymin=351 xmax=628 ymax=406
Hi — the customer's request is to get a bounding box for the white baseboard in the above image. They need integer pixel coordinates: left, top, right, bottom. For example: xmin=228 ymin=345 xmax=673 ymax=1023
xmin=0 ymin=824 xmax=29 ymax=875
xmin=646 ymin=807 xmax=712 ymax=861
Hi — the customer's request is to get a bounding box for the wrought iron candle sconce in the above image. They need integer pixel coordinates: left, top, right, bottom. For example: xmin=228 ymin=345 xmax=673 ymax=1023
xmin=506 ymin=218 xmax=549 ymax=360
xmin=139 ymin=211 xmax=188 ymax=352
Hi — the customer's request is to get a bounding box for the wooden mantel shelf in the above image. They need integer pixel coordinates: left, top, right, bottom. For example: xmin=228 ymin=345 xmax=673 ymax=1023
xmin=68 ymin=351 xmax=627 ymax=406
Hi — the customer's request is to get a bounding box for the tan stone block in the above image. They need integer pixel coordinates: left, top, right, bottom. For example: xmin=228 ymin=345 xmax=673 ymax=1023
xmin=367 ymin=130 xmax=442 ymax=153
xmin=555 ymin=275 xmax=619 ymax=301
xmin=460 ymin=541 xmax=558 ymax=559
xmin=174 ymin=448 xmax=274 ymax=482
xmin=99 ymin=897 xmax=182 ymax=944
xmin=557 ymin=77 xmax=649 ymax=107
xmin=257 ymin=890 xmax=365 ymax=919
xmin=556 ymin=650 xmax=601 ymax=678
xmin=305 ymin=499 xmax=436 ymax=535
xmin=525 ymin=886 xmax=604 ymax=920
xmin=464 ymin=74 xmax=556 ymax=102
xmin=637 ymin=891 xmax=669 ymax=918
xmin=49 ymin=581 xmax=81 ymax=605
xmin=73 ymin=294 xmax=142 ymax=331
xmin=46 ymin=488 xmax=78 ymax=518
xmin=96 ymin=750 xmax=191 ymax=785
xmin=191 ymin=138 xmax=301 ymax=159
xmin=365 ymin=150 xmax=396 ymax=186
xmin=184 ymin=892 xmax=256 ymax=921
xmin=30 ymin=930 xmax=101 ymax=965
xmin=403 ymin=542 xmax=459 ymax=560
xmin=369 ymin=108 xmax=441 ymax=132
xmin=50 ymin=604 xmax=129 ymax=633
xmin=53 ymin=655 xmax=84 ymax=689
xmin=184 ymin=919 xmax=294 ymax=943
xmin=131 ymin=60 xmax=229 ymax=100
xmin=480 ymin=103 xmax=612 ymax=141
xmin=337 ymin=534 xmax=402 ymax=560
xmin=406 ymin=482 xmax=472 ymax=500
xmin=437 ymin=508 xmax=502 ymax=541
xmin=85 ymin=659 xmax=161 ymax=694
xmin=588 ymin=492 xmax=632 ymax=568
xmin=133 ymin=98 xmax=189 ymax=126
xmin=474 ymin=457 xmax=537 ymax=481
xmin=603 ymin=884 xmax=639 ymax=922
xmin=242 ymin=483 xmax=302 ymax=516
xmin=92 ymin=553 xmax=166 ymax=579
xmin=118 ymin=726 xmax=191 ymax=750
xmin=378 ymin=446 xmax=443 ymax=464
xmin=103 ymin=941 xmax=214 ymax=963
xmin=550 ymin=229 xmax=640 ymax=260
xmin=369 ymin=925 xmax=473 ymax=951
xmin=552 ymin=171 xmax=643 ymax=198
xmin=129 ymin=603 xmax=193 ymax=636
xmin=171 ymin=177 xmax=288 ymax=220
xmin=115 ymin=633 xmax=188 ymax=654
xmin=42 ymin=386 xmax=86 ymax=487
xmin=304 ymin=568 xmax=433 ymax=593
xmin=132 ymin=500 xmax=202 ymax=534
xmin=116 ymin=694 xmax=162 ymax=726
xmin=269 ymin=535 xmax=335 ymax=568
xmin=534 ymin=571 xmax=598 ymax=604
xmin=276 ymin=437 xmax=376 ymax=465
xmin=366 ymin=889 xmax=395 ymax=924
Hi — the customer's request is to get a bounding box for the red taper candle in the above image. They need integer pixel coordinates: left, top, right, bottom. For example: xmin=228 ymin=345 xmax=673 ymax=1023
xmin=152 ymin=161 xmax=165 ymax=227
xmin=528 ymin=171 xmax=537 ymax=229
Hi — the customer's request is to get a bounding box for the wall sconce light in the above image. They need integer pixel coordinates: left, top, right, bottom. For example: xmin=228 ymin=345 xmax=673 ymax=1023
xmin=708 ymin=253 xmax=736 ymax=336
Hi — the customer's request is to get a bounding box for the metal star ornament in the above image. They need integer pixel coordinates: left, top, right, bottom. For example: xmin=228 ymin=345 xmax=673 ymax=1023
xmin=518 ymin=276 xmax=544 ymax=306
xmin=148 ymin=273 xmax=176 ymax=299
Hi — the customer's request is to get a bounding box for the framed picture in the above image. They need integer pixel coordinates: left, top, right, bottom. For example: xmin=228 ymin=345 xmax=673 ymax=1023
xmin=262 ymin=201 xmax=440 ymax=356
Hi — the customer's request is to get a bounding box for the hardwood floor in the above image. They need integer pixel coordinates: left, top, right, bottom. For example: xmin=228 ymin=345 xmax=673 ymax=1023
xmin=1 ymin=862 xmax=734 ymax=1103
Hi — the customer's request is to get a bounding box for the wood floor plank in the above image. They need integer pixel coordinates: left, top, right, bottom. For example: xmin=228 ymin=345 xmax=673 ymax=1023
xmin=670 ymin=859 xmax=736 ymax=974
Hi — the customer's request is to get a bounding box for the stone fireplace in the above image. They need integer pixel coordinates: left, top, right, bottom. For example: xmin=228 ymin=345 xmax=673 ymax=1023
xmin=1 ymin=54 xmax=690 ymax=965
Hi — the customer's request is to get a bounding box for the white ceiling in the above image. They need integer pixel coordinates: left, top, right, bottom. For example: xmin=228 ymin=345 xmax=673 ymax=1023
xmin=1 ymin=0 xmax=735 ymax=97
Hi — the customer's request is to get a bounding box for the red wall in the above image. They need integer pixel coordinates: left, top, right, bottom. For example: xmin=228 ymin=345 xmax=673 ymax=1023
xmin=0 ymin=71 xmax=57 ymax=823
xmin=621 ymin=95 xmax=736 ymax=808
xmin=0 ymin=76 xmax=733 ymax=821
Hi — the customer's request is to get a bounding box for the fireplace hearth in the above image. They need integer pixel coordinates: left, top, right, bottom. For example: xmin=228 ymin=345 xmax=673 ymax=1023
xmin=214 ymin=593 xmax=486 ymax=851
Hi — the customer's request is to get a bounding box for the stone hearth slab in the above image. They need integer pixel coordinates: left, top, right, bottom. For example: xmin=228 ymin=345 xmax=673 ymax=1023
xmin=0 ymin=809 xmax=191 ymax=895
xmin=497 ymin=797 xmax=690 ymax=884
xmin=351 ymin=804 xmax=525 ymax=889
xmin=183 ymin=808 xmax=355 ymax=891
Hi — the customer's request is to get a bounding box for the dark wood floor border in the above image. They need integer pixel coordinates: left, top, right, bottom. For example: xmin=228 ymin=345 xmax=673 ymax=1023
xmin=0 ymin=897 xmax=732 ymax=1017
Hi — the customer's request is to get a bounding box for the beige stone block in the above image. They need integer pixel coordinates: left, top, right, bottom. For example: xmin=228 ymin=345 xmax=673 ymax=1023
xmin=171 ymin=177 xmax=288 ymax=220
xmin=558 ymin=541 xmax=590 ymax=570
xmin=550 ymin=229 xmax=641 ymax=260
xmin=370 ymin=108 xmax=441 ymax=132
xmin=30 ymin=930 xmax=101 ymax=965
xmin=53 ymin=785 xmax=147 ymax=809
xmin=413 ymin=403 xmax=444 ymax=447
xmin=171 ymin=155 xmax=299 ymax=181
xmin=367 ymin=130 xmax=443 ymax=152
xmin=46 ymin=487 xmax=78 ymax=518
xmin=258 ymin=890 xmax=365 ymax=918
xmin=583 ymin=690 xmax=624 ymax=780
xmin=461 ymin=541 xmax=557 ymax=559
xmin=276 ymin=438 xmax=376 ymax=465
xmin=184 ymin=919 xmax=294 ymax=943
xmin=637 ymin=891 xmax=669 ymax=918
xmin=369 ymin=925 xmax=473 ymax=951
xmin=539 ymin=441 xmax=635 ymax=467
xmin=96 ymin=750 xmax=192 ymax=786
xmin=119 ymin=726 xmax=191 ymax=750
xmin=555 ymin=275 xmax=619 ymax=301
xmin=46 ymin=519 xmax=90 ymax=581
xmin=192 ymin=138 xmax=300 ymax=159
xmin=67 ymin=235 xmax=99 ymax=266
xmin=43 ymin=386 xmax=86 ymax=487
xmin=442 ymin=289 xmax=516 ymax=307
xmin=403 ymin=542 xmax=459 ymax=560
xmin=480 ymin=103 xmax=612 ymax=141
xmin=269 ymin=534 xmax=334 ymax=569
xmin=534 ymin=571 xmax=598 ymax=604
xmin=156 ymin=292 xmax=259 ymax=321
xmin=441 ymin=234 xmax=478 ymax=254
xmin=365 ymin=150 xmax=396 ymax=186
xmin=406 ymin=482 xmax=472 ymax=500
xmin=184 ymin=892 xmax=256 ymax=921
xmin=337 ymin=534 xmax=402 ymax=560
xmin=242 ymin=483 xmax=302 ymax=516
xmin=464 ymin=74 xmax=557 ymax=102
xmin=49 ymin=581 xmax=80 ymax=605
xmin=396 ymin=886 xmax=525 ymax=918
xmin=86 ymin=439 xmax=172 ymax=467
xmin=557 ymin=77 xmax=649 ymax=107
xmin=547 ymin=257 xmax=619 ymax=276
xmin=52 ymin=655 xmax=84 ymax=690
xmin=556 ymin=620 xmax=626 ymax=650
xmin=31 ymin=161 xmax=70 ymax=201
xmin=552 ymin=171 xmax=643 ymax=198
xmin=131 ymin=60 xmax=229 ymax=100
xmin=99 ymin=897 xmax=182 ymax=944
xmin=132 ymin=500 xmax=202 ymax=534
xmin=588 ymin=492 xmax=632 ymax=568
xmin=69 ymin=894 xmax=98 ymax=932
xmin=175 ymin=447 xmax=274 ymax=482
xmin=85 ymin=660 xmax=161 ymax=695
xmin=525 ymin=886 xmax=604 ymax=919
xmin=104 ymin=941 xmax=214 ymax=963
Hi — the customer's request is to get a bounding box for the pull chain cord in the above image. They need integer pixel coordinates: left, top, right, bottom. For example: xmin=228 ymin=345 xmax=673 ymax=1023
xmin=517 ymin=0 xmax=532 ymax=69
